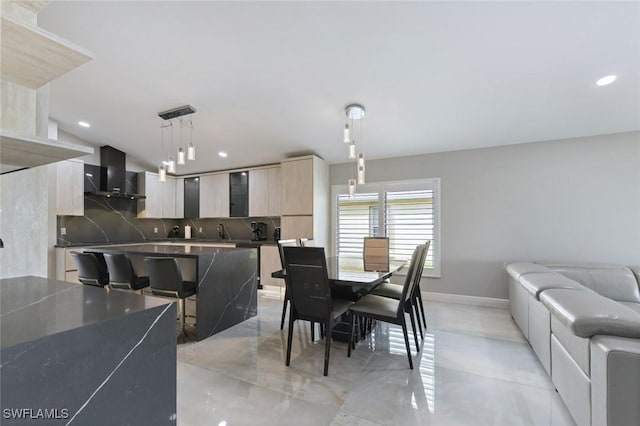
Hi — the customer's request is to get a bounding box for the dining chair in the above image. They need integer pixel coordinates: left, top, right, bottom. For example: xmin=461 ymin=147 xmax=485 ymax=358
xmin=103 ymin=252 xmax=149 ymax=294
xmin=347 ymin=244 xmax=427 ymax=370
xmin=71 ymin=252 xmax=109 ymax=287
xmin=144 ymin=257 xmax=197 ymax=338
xmin=283 ymin=246 xmax=353 ymax=376
xmin=363 ymin=237 xmax=390 ymax=272
xmin=277 ymin=239 xmax=299 ymax=330
xmin=370 ymin=241 xmax=431 ymax=336
xmin=299 ymin=238 xmax=316 ymax=247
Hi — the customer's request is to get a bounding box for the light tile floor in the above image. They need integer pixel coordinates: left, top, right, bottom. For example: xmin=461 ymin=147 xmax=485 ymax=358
xmin=177 ymin=287 xmax=575 ymax=426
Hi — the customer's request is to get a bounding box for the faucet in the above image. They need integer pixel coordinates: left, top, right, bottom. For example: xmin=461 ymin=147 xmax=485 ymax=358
xmin=217 ymin=223 xmax=226 ymax=240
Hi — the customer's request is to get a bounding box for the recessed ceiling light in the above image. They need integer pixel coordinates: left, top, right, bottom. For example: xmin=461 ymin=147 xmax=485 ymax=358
xmin=218 ymin=151 xmax=228 ymax=158
xmin=78 ymin=121 xmax=90 ymax=128
xmin=596 ymin=75 xmax=617 ymax=86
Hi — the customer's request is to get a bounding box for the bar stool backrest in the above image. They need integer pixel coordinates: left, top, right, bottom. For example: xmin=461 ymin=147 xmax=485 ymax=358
xmin=104 ymin=253 xmax=136 ymax=286
xmin=144 ymin=257 xmax=182 ymax=297
xmin=71 ymin=252 xmax=109 ymax=287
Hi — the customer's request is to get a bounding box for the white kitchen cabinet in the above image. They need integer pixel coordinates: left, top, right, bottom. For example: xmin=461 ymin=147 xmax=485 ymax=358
xmin=267 ymin=166 xmax=281 ymax=217
xmin=260 ymin=245 xmax=282 ymax=287
xmin=249 ymin=168 xmax=269 ymax=217
xmin=137 ymin=172 xmax=183 ymax=218
xmin=56 ymin=159 xmax=84 ymax=216
xmin=199 ymin=173 xmax=229 ymax=218
xmin=280 ymin=155 xmax=328 ymax=249
xmin=247 ymin=166 xmax=282 ymax=217
xmin=281 ymin=158 xmax=313 ymax=215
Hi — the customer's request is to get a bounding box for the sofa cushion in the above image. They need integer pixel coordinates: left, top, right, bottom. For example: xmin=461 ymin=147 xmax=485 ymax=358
xmin=540 ymin=289 xmax=640 ymax=339
xmin=541 ymin=263 xmax=640 ymax=303
xmin=620 ymin=301 xmax=640 ymax=315
xmin=518 ymin=272 xmax=585 ymax=300
xmin=505 ymin=262 xmax=550 ymax=280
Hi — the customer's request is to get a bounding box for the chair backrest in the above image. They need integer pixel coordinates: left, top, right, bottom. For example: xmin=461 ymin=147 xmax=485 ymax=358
xmin=144 ymin=257 xmax=183 ymax=297
xmin=363 ymin=237 xmax=389 ymax=272
xmin=71 ymin=251 xmax=109 ymax=287
xmin=277 ymin=239 xmax=298 ymax=269
xmin=299 ymin=238 xmax=316 ymax=247
xmin=283 ymin=246 xmax=332 ymax=323
xmin=103 ymin=253 xmax=136 ymax=286
xmin=397 ymin=244 xmax=427 ymax=311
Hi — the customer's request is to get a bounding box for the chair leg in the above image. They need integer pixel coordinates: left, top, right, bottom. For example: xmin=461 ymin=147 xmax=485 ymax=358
xmin=324 ymin=321 xmax=332 ymax=376
xmin=280 ymin=287 xmax=289 ymax=330
xmin=416 ymin=285 xmax=427 ymax=328
xmin=348 ymin=313 xmax=354 ymax=357
xmin=311 ymin=321 xmax=315 ymax=342
xmin=407 ymin=303 xmax=420 ymax=353
xmin=413 ymin=296 xmax=424 ymax=339
xmin=178 ymin=298 xmax=186 ymax=334
xmin=401 ymin=318 xmax=414 ymax=370
xmin=286 ymin=310 xmax=295 ymax=367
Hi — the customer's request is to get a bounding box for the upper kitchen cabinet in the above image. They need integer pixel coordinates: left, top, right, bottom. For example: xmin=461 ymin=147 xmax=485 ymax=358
xmin=280 ymin=155 xmax=329 ymax=248
xmin=199 ymin=173 xmax=229 ymax=218
xmin=56 ymin=159 xmax=84 ymax=216
xmin=137 ymin=172 xmax=183 ymax=218
xmin=249 ymin=166 xmax=281 ymax=217
xmin=183 ymin=177 xmax=200 ymax=218
xmin=229 ymin=171 xmax=249 ymax=217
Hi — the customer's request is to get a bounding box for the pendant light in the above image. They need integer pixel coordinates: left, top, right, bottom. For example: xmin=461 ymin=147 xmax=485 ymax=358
xmin=177 ymin=121 xmax=186 ymax=165
xmin=342 ymin=104 xmax=366 ymax=194
xmin=157 ymin=105 xmax=197 ymax=180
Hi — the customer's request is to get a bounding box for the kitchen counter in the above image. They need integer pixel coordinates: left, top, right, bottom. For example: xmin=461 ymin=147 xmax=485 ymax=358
xmin=85 ymin=243 xmax=258 ymax=340
xmin=0 ymin=276 xmax=176 ymax=424
xmin=55 ymin=238 xmax=277 ymax=248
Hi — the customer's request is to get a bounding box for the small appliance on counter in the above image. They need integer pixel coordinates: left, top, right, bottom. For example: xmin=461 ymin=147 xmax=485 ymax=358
xmin=168 ymin=225 xmax=180 ymax=238
xmin=250 ymin=222 xmax=268 ymax=241
xmin=273 ymin=227 xmax=281 ymax=242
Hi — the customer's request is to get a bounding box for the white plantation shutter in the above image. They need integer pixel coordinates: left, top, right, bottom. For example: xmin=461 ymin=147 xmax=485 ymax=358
xmin=385 ymin=189 xmax=436 ymax=272
xmin=336 ymin=192 xmax=379 ymax=259
xmin=333 ymin=178 xmax=440 ymax=277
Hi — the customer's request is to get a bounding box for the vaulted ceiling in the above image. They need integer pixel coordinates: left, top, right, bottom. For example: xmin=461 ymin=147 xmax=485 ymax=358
xmin=39 ymin=1 xmax=640 ymax=174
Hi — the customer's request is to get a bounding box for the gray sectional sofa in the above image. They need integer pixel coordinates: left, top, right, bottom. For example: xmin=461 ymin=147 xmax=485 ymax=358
xmin=505 ymin=262 xmax=640 ymax=426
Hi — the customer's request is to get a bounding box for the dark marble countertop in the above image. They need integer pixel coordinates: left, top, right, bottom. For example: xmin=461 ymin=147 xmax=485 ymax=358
xmin=83 ymin=243 xmax=256 ymax=257
xmin=55 ymin=238 xmax=277 ymax=248
xmin=0 ymin=276 xmax=172 ymax=349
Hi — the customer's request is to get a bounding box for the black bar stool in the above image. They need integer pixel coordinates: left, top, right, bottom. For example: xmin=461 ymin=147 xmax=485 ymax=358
xmin=71 ymin=252 xmax=109 ymax=287
xmin=103 ymin=253 xmax=149 ymax=294
xmin=144 ymin=257 xmax=197 ymax=337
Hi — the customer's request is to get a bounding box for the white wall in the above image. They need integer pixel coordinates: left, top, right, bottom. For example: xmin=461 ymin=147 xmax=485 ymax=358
xmin=330 ymin=131 xmax=640 ymax=299
xmin=0 ymin=165 xmax=57 ymax=279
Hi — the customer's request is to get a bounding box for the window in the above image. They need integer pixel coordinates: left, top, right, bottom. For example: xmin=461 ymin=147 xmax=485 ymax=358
xmin=332 ymin=178 xmax=441 ymax=277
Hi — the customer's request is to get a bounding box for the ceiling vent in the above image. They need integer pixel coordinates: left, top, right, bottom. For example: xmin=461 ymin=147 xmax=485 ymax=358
xmin=158 ymin=105 xmax=196 ymax=120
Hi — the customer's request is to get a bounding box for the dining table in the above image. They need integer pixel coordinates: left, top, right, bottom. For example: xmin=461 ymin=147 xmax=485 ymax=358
xmin=272 ymin=256 xmax=405 ymax=341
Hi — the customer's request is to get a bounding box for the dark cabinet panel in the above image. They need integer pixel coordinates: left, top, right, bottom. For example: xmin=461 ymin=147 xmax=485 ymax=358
xmin=229 ymin=171 xmax=248 ymax=217
xmin=184 ymin=177 xmax=200 ymax=218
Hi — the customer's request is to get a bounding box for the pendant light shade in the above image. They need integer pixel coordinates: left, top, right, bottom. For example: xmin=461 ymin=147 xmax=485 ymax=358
xmin=167 ymin=156 xmax=176 ymax=174
xmin=357 ymin=152 xmax=365 ymax=184
xmin=348 ymin=179 xmax=356 ymax=197
xmin=343 ymin=123 xmax=350 ymax=143
xmin=349 ymin=142 xmax=356 ymax=160
xmin=158 ymin=164 xmax=167 ymax=182
xmin=177 ymin=147 xmax=186 ymax=165
xmin=187 ymin=142 xmax=196 ymax=161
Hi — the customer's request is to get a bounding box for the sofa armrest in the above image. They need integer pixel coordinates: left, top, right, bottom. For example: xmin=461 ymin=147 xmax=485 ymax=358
xmin=540 ymin=289 xmax=640 ymax=339
xmin=591 ymin=336 xmax=640 ymax=426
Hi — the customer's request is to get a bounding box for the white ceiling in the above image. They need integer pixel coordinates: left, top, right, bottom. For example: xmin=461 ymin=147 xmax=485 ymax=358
xmin=39 ymin=1 xmax=640 ymax=174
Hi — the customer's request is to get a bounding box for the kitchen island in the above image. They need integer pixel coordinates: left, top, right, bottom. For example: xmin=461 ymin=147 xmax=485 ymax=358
xmin=85 ymin=243 xmax=258 ymax=341
xmin=0 ymin=276 xmax=176 ymax=425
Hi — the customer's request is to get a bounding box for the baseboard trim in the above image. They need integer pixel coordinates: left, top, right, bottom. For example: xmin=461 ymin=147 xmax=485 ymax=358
xmin=422 ymin=291 xmax=509 ymax=309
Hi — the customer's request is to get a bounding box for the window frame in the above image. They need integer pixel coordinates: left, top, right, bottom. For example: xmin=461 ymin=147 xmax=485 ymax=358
xmin=331 ymin=177 xmax=441 ymax=278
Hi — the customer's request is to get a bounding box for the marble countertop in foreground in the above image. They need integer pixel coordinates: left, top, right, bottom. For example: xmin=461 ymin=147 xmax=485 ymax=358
xmin=0 ymin=276 xmax=171 ymax=349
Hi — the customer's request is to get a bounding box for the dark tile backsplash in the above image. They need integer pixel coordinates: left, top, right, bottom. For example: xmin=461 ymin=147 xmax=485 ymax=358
xmin=57 ymin=194 xmax=281 ymax=245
